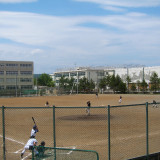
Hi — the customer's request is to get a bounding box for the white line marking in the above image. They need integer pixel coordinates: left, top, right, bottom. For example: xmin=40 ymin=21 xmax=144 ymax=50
xmin=15 ymin=148 xmax=23 ymax=153
xmin=0 ymin=135 xmax=24 ymax=145
xmin=67 ymin=146 xmax=76 ymax=155
xmin=0 ymin=134 xmax=25 ymax=154
xmin=22 ymin=153 xmax=32 ymax=160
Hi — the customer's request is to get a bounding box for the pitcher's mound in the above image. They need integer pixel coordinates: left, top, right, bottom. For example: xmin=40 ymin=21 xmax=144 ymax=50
xmin=59 ymin=114 xmax=108 ymax=121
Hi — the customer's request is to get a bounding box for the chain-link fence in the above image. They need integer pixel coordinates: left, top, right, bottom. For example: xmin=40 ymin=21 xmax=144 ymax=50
xmin=32 ymin=147 xmax=99 ymax=160
xmin=1 ymin=102 xmax=160 ymax=160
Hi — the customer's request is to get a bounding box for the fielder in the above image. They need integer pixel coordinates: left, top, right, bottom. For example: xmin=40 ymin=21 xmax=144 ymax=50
xmin=86 ymin=101 xmax=91 ymax=116
xmin=153 ymin=100 xmax=157 ymax=108
xmin=31 ymin=125 xmax=39 ymax=137
xmin=119 ymin=96 xmax=122 ymax=103
xmin=21 ymin=136 xmax=38 ymax=158
xmin=45 ymin=101 xmax=49 ymax=107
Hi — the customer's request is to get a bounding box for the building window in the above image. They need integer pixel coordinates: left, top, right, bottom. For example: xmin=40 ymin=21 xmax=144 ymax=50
xmin=0 ymin=64 xmax=5 ymax=66
xmin=55 ymin=74 xmax=62 ymax=77
xmin=63 ymin=73 xmax=69 ymax=77
xmin=78 ymin=72 xmax=85 ymax=76
xmin=6 ymin=71 xmax=18 ymax=75
xmin=6 ymin=78 xmax=17 ymax=83
xmin=0 ymin=86 xmax=4 ymax=90
xmin=20 ymin=71 xmax=32 ymax=75
xmin=0 ymin=78 xmax=4 ymax=83
xmin=20 ymin=64 xmax=32 ymax=67
xmin=97 ymin=72 xmax=104 ymax=76
xmin=20 ymin=78 xmax=32 ymax=82
xmin=70 ymin=72 xmax=77 ymax=76
xmin=21 ymin=85 xmax=33 ymax=89
xmin=0 ymin=71 xmax=4 ymax=75
xmin=6 ymin=64 xmax=18 ymax=67
xmin=6 ymin=85 xmax=17 ymax=90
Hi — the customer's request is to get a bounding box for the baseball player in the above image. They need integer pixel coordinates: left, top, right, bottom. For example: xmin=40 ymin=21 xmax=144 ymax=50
xmin=31 ymin=125 xmax=39 ymax=137
xmin=153 ymin=100 xmax=157 ymax=108
xmin=86 ymin=101 xmax=91 ymax=116
xmin=21 ymin=136 xmax=38 ymax=158
xmin=119 ymin=96 xmax=122 ymax=103
xmin=45 ymin=101 xmax=49 ymax=107
xmin=96 ymin=92 xmax=98 ymax=98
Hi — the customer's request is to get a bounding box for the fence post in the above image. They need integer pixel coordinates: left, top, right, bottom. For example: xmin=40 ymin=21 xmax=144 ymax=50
xmin=2 ymin=106 xmax=6 ymax=160
xmin=146 ymin=102 xmax=149 ymax=160
xmin=53 ymin=105 xmax=56 ymax=160
xmin=108 ymin=105 xmax=111 ymax=160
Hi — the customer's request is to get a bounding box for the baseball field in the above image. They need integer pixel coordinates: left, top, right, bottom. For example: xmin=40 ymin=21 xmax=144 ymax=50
xmin=0 ymin=94 xmax=160 ymax=160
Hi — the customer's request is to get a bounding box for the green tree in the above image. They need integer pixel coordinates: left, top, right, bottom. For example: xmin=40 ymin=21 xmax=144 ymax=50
xmin=89 ymin=79 xmax=95 ymax=91
xmin=109 ymin=74 xmax=126 ymax=93
xmin=99 ymin=75 xmax=111 ymax=91
xmin=37 ymin=73 xmax=55 ymax=87
xmin=58 ymin=76 xmax=75 ymax=93
xmin=140 ymin=79 xmax=148 ymax=92
xmin=59 ymin=76 xmax=68 ymax=91
xmin=131 ymin=83 xmax=136 ymax=92
xmin=99 ymin=77 xmax=107 ymax=90
xmin=118 ymin=81 xmax=127 ymax=93
xmin=78 ymin=77 xmax=95 ymax=93
xmin=150 ymin=72 xmax=160 ymax=92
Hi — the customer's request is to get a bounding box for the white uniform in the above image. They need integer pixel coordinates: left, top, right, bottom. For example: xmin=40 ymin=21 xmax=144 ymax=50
xmin=31 ymin=125 xmax=38 ymax=137
xmin=31 ymin=129 xmax=37 ymax=137
xmin=21 ymin=138 xmax=38 ymax=157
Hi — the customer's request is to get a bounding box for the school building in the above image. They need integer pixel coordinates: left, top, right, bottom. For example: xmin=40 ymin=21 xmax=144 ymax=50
xmin=0 ymin=61 xmax=34 ymax=90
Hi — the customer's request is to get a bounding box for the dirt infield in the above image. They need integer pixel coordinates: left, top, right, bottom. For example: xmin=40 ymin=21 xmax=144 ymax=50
xmin=0 ymin=94 xmax=160 ymax=160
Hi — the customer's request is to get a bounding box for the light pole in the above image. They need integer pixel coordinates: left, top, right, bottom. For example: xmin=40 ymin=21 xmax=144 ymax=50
xmin=77 ymin=71 xmax=78 ymax=94
xmin=15 ymin=74 xmax=17 ymax=97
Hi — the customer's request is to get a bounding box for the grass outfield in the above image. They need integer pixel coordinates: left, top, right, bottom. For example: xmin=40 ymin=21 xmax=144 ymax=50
xmin=0 ymin=94 xmax=160 ymax=160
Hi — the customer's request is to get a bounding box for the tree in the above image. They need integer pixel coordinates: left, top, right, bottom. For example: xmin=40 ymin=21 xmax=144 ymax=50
xmin=58 ymin=76 xmax=75 ymax=93
xmin=99 ymin=77 xmax=107 ymax=90
xmin=37 ymin=73 xmax=55 ymax=87
xmin=99 ymin=75 xmax=111 ymax=91
xmin=59 ymin=76 xmax=67 ymax=89
xmin=150 ymin=72 xmax=160 ymax=92
xmin=109 ymin=74 xmax=126 ymax=93
xmin=130 ymin=83 xmax=136 ymax=92
xmin=78 ymin=77 xmax=95 ymax=93
xmin=140 ymin=79 xmax=148 ymax=92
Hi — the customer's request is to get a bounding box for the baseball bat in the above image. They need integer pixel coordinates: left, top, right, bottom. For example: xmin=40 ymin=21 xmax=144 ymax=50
xmin=32 ymin=117 xmax=36 ymax=125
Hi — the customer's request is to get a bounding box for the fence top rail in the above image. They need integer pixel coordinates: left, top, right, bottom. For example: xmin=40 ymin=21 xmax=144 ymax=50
xmin=0 ymin=102 xmax=159 ymax=109
xmin=33 ymin=146 xmax=99 ymax=158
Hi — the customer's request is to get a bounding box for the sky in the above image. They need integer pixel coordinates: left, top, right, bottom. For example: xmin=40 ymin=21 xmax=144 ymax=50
xmin=0 ymin=0 xmax=160 ymax=74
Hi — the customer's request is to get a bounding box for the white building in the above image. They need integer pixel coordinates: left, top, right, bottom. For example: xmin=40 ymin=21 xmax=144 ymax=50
xmin=113 ymin=66 xmax=160 ymax=84
xmin=51 ymin=66 xmax=160 ymax=86
xmin=52 ymin=67 xmax=115 ymax=87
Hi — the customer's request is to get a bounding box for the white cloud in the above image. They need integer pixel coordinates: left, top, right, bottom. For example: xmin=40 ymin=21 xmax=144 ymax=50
xmin=0 ymin=0 xmax=37 ymax=3
xmin=74 ymin=0 xmax=160 ymax=8
xmin=0 ymin=11 xmax=160 ymax=72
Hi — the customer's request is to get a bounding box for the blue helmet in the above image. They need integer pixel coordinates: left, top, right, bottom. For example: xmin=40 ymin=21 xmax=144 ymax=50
xmin=33 ymin=125 xmax=37 ymax=130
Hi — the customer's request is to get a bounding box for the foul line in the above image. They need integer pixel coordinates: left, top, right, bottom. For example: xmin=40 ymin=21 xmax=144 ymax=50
xmin=0 ymin=135 xmax=24 ymax=145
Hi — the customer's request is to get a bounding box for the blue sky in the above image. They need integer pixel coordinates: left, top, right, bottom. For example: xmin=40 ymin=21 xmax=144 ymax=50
xmin=0 ymin=0 xmax=160 ymax=73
